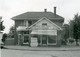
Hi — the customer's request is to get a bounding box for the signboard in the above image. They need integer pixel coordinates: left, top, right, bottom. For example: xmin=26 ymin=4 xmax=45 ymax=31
xmin=33 ymin=26 xmax=57 ymax=30
xmin=31 ymin=37 xmax=38 ymax=47
xmin=31 ymin=30 xmax=57 ymax=35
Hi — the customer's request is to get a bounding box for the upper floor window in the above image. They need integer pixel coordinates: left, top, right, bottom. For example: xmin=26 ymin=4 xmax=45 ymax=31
xmin=24 ymin=20 xmax=28 ymax=27
xmin=20 ymin=21 xmax=24 ymax=26
xmin=28 ymin=21 xmax=32 ymax=26
xmin=23 ymin=20 xmax=32 ymax=27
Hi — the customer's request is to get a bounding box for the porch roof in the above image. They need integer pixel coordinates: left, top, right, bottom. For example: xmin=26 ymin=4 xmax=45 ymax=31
xmin=17 ymin=26 xmax=27 ymax=31
xmin=31 ymin=30 xmax=57 ymax=35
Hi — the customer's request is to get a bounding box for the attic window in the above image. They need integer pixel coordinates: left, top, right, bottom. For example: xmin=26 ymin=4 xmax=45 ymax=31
xmin=42 ymin=23 xmax=47 ymax=26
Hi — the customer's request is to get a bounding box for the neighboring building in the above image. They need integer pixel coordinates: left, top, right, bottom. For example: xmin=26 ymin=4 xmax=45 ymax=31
xmin=12 ymin=7 xmax=64 ymax=47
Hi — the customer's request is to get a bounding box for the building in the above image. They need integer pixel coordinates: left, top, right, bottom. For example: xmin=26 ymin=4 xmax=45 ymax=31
xmin=12 ymin=7 xmax=64 ymax=47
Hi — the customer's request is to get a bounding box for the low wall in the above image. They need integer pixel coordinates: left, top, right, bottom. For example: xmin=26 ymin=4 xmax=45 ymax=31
xmin=5 ymin=38 xmax=15 ymax=45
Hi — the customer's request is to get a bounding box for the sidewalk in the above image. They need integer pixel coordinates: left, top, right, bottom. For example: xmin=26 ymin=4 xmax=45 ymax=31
xmin=3 ymin=45 xmax=80 ymax=51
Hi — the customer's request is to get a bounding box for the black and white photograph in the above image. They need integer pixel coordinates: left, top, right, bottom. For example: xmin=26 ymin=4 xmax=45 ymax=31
xmin=0 ymin=0 xmax=80 ymax=57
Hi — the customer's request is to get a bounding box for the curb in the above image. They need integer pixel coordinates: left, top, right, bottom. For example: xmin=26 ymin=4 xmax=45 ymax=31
xmin=3 ymin=47 xmax=80 ymax=51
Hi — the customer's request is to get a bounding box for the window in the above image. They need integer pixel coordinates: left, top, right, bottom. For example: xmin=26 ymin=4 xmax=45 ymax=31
xmin=24 ymin=20 xmax=28 ymax=27
xmin=28 ymin=21 xmax=32 ymax=26
xmin=42 ymin=23 xmax=47 ymax=26
xmin=48 ymin=36 xmax=56 ymax=44
xmin=20 ymin=21 xmax=24 ymax=26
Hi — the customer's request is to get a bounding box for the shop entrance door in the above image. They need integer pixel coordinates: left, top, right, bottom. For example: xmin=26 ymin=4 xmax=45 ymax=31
xmin=23 ymin=35 xmax=29 ymax=44
xmin=42 ymin=35 xmax=47 ymax=45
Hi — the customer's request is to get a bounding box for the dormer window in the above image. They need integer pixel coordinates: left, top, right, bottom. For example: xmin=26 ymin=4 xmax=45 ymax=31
xmin=42 ymin=23 xmax=47 ymax=26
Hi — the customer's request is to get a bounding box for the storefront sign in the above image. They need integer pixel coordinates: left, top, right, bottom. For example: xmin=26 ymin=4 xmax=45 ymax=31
xmin=34 ymin=26 xmax=57 ymax=30
xmin=31 ymin=30 xmax=57 ymax=35
xmin=31 ymin=37 xmax=38 ymax=47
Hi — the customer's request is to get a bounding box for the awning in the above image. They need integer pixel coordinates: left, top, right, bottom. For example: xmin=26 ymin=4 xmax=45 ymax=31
xmin=31 ymin=30 xmax=57 ymax=35
xmin=17 ymin=26 xmax=27 ymax=31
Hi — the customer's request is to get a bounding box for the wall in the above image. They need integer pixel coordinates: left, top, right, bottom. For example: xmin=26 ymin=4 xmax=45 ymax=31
xmin=5 ymin=38 xmax=15 ymax=45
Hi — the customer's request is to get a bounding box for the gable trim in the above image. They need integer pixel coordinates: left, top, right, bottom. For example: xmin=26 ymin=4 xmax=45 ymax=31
xmin=29 ymin=17 xmax=63 ymax=30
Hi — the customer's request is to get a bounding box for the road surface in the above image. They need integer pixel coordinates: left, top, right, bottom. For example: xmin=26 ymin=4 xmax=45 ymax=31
xmin=1 ymin=49 xmax=80 ymax=57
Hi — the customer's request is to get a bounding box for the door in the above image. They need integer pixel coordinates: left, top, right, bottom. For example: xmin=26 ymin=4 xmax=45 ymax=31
xmin=23 ymin=35 xmax=29 ymax=44
xmin=42 ymin=35 xmax=47 ymax=45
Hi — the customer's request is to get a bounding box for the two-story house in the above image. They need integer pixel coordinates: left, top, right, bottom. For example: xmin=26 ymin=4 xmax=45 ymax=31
xmin=12 ymin=7 xmax=64 ymax=47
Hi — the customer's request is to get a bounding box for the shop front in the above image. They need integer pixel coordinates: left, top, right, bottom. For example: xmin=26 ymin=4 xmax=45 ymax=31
xmin=30 ymin=30 xmax=57 ymax=46
xmin=29 ymin=17 xmax=62 ymax=47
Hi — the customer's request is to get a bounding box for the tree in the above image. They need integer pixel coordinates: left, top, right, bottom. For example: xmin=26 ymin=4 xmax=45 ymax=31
xmin=72 ymin=14 xmax=80 ymax=46
xmin=0 ymin=18 xmax=6 ymax=48
xmin=62 ymin=24 xmax=69 ymax=45
xmin=69 ymin=20 xmax=74 ymax=38
xmin=1 ymin=33 xmax=7 ymax=43
xmin=0 ymin=21 xmax=5 ymax=30
xmin=8 ymin=26 xmax=15 ymax=38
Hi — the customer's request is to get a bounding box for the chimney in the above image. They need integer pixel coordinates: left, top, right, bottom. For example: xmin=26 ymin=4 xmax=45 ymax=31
xmin=54 ymin=7 xmax=56 ymax=15
xmin=44 ymin=9 xmax=47 ymax=12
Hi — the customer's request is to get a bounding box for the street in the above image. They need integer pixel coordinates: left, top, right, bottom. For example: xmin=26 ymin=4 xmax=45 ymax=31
xmin=1 ymin=49 xmax=80 ymax=57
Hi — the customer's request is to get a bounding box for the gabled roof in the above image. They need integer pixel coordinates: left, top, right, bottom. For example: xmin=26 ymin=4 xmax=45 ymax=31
xmin=12 ymin=12 xmax=64 ymax=21
xmin=29 ymin=17 xmax=63 ymax=30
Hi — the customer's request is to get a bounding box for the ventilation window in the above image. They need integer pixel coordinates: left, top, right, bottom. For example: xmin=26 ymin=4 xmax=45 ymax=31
xmin=42 ymin=23 xmax=47 ymax=26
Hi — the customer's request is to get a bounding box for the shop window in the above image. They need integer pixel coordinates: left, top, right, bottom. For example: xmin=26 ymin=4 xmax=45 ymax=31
xmin=48 ymin=36 xmax=56 ymax=43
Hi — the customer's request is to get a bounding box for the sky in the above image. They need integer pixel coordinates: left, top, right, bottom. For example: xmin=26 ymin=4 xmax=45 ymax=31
xmin=0 ymin=0 xmax=80 ymax=33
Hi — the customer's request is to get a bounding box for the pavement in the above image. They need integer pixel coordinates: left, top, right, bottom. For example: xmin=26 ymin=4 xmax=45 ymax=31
xmin=2 ymin=45 xmax=80 ymax=51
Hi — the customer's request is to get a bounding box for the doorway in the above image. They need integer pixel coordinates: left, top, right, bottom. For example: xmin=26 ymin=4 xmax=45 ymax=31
xmin=23 ymin=35 xmax=29 ymax=44
xmin=42 ymin=35 xmax=47 ymax=45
